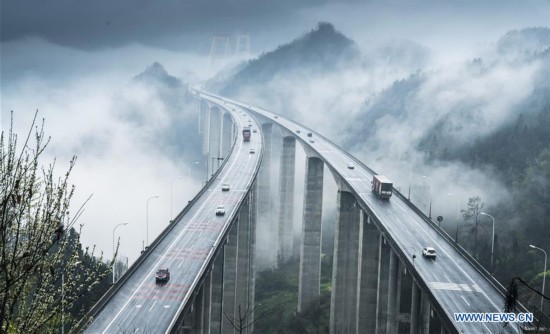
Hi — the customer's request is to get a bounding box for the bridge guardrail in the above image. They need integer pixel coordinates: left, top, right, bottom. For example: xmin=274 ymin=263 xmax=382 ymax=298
xmin=73 ymin=95 xmax=240 ymax=333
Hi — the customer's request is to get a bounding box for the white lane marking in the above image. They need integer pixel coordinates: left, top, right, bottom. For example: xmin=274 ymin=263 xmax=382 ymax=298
xmin=482 ymin=323 xmax=492 ymax=333
xmin=103 ymin=116 xmax=250 ymax=333
xmin=461 ymin=295 xmax=470 ymax=306
xmin=429 ymin=282 xmax=462 ymax=291
xmin=444 ymin=274 xmax=451 ymax=283
xmin=149 ymin=301 xmax=157 ymax=312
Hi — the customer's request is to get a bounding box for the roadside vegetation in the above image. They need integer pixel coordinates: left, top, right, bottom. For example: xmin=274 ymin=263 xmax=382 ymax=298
xmin=0 ymin=112 xmax=113 ymax=333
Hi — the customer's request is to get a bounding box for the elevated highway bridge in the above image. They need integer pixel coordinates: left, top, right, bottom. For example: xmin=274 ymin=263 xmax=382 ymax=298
xmin=79 ymin=90 xmax=530 ymax=334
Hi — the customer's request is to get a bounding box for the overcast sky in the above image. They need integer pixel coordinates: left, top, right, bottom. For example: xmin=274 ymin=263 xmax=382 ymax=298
xmin=2 ymin=0 xmax=548 ymax=53
xmin=1 ymin=0 xmax=549 ymax=263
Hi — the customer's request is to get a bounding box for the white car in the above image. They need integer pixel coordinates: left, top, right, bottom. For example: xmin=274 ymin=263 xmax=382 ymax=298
xmin=215 ymin=205 xmax=226 ymax=216
xmin=422 ymin=247 xmax=436 ymax=259
xmin=221 ymin=184 xmax=230 ymax=192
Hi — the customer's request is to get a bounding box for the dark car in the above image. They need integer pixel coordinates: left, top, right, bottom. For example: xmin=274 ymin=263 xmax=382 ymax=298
xmin=155 ymin=268 xmax=170 ymax=283
xmin=307 ymin=133 xmax=313 ymax=137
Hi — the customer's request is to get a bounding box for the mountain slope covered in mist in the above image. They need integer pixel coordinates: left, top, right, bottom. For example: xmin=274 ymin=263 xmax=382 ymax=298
xmin=345 ymin=27 xmax=550 ymax=301
xmin=119 ymin=61 xmax=201 ymax=163
xmin=133 ymin=61 xmax=183 ymax=88
xmin=212 ymin=22 xmax=360 ymax=96
xmin=205 ymin=23 xmax=550 ymax=309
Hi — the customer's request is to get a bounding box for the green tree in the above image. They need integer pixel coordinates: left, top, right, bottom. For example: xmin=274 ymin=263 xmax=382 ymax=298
xmin=461 ymin=196 xmax=484 ymax=258
xmin=0 ymin=112 xmax=112 ymax=332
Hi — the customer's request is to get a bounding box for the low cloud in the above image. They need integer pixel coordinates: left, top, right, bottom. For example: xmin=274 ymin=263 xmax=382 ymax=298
xmin=1 ymin=38 xmax=206 ymax=263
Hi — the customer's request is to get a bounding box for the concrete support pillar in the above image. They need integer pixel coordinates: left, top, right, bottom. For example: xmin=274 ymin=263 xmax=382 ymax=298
xmin=210 ymin=251 xmax=224 ymax=333
xmin=248 ymin=188 xmax=258 ymax=333
xmin=209 ymin=106 xmax=222 ymax=174
xmin=193 ymin=286 xmax=204 ymax=334
xmin=222 ymin=112 xmax=233 ymax=158
xmin=357 ymin=213 xmax=380 ymax=333
xmin=298 ymin=157 xmax=324 ymax=312
xmin=235 ymin=198 xmax=251 ymax=333
xmin=330 ymin=191 xmax=362 ymax=334
xmin=255 ymin=123 xmax=274 ymax=269
xmin=201 ymin=101 xmax=210 ymax=155
xmin=278 ymin=136 xmax=296 ymax=264
xmin=387 ymin=250 xmax=400 ymax=333
xmin=222 ymin=220 xmax=239 ymax=333
xmin=398 ymin=266 xmax=413 ymax=333
xmin=420 ymin=292 xmax=430 ymax=334
xmin=201 ymin=98 xmax=203 ymax=135
xmin=410 ymin=281 xmax=421 ymax=334
xmin=376 ymin=237 xmax=391 ymax=332
xmin=202 ymin=272 xmax=212 ymax=334
xmin=182 ymin=307 xmax=194 ymax=334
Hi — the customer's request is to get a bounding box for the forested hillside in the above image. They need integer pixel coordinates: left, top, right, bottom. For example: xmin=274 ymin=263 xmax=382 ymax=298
xmin=211 ymin=22 xmax=550 ymax=318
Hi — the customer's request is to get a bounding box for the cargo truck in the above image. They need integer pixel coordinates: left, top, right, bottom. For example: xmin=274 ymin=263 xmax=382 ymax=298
xmin=372 ymin=175 xmax=393 ymax=199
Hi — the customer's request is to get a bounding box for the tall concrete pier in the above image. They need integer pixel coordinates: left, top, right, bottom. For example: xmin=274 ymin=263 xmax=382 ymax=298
xmin=209 ymin=106 xmax=222 ymax=174
xmin=298 ymin=156 xmax=324 ymax=312
xmin=330 ymin=190 xmax=362 ymax=333
xmin=357 ymin=213 xmax=380 ymax=332
xmin=222 ymin=112 xmax=233 ymax=159
xmin=278 ymin=136 xmax=296 ymax=264
xmin=256 ymin=123 xmax=275 ymax=269
xmin=222 ymin=221 xmax=239 ymax=333
xmin=376 ymin=236 xmax=391 ymax=332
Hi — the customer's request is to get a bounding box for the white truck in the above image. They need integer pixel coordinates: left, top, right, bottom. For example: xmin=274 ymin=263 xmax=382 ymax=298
xmin=372 ymin=175 xmax=393 ymax=199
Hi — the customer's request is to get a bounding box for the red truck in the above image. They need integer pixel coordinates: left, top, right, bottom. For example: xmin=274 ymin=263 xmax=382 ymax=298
xmin=372 ymin=175 xmax=393 ymax=199
xmin=242 ymin=127 xmax=251 ymax=142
